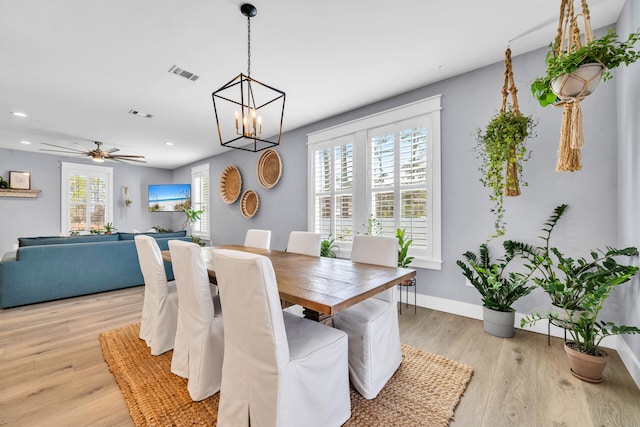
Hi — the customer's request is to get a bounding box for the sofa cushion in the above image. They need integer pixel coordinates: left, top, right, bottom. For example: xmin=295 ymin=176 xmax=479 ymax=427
xmin=118 ymin=230 xmax=187 ymax=240
xmin=18 ymin=234 xmax=120 ymax=247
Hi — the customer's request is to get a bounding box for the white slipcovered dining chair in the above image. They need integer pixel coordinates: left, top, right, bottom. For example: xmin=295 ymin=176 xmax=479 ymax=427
xmin=284 ymin=231 xmax=321 ymax=316
xmin=244 ymin=229 xmax=271 ymax=249
xmin=168 ymin=240 xmax=224 ymax=401
xmin=134 ymin=235 xmax=179 ymax=356
xmin=286 ymin=231 xmax=321 ymax=256
xmin=332 ymin=235 xmax=402 ymax=399
xmin=213 ymin=249 xmax=351 ymax=427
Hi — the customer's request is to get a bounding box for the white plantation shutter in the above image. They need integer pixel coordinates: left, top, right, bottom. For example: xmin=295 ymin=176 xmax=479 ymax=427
xmin=61 ymin=162 xmax=113 ymax=235
xmin=191 ymin=164 xmax=210 ymax=239
xmin=312 ymin=139 xmax=354 ymax=242
xmin=369 ymin=121 xmax=429 ymax=254
xmin=308 ymin=96 xmax=441 ymax=269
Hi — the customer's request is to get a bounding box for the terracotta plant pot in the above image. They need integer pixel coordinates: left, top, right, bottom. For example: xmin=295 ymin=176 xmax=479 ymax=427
xmin=482 ymin=306 xmax=515 ymax=338
xmin=551 ymin=63 xmax=604 ymax=101
xmin=564 ymin=342 xmax=609 ymax=383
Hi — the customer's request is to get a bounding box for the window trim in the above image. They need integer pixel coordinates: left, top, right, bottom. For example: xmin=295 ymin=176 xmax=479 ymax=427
xmin=60 ymin=162 xmax=114 ymax=235
xmin=307 ymin=95 xmax=442 ymax=270
xmin=190 ymin=163 xmax=210 ymax=240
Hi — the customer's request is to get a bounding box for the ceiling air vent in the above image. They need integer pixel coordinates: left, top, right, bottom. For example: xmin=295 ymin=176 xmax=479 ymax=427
xmin=128 ymin=109 xmax=153 ymax=118
xmin=168 ymin=65 xmax=199 ymax=82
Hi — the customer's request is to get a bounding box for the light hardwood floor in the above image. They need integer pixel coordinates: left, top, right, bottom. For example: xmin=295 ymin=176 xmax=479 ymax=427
xmin=1 ymin=287 xmax=639 ymax=427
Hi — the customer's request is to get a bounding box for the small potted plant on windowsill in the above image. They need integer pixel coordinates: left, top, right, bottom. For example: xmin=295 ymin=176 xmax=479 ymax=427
xmin=531 ymin=29 xmax=640 ymax=107
xmin=104 ymin=222 xmax=116 ymax=234
xmin=457 ymin=242 xmax=535 ymax=338
xmin=320 ymin=234 xmax=338 ymax=258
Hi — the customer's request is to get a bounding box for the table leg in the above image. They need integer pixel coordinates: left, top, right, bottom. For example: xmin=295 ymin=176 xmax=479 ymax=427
xmin=302 ymin=308 xmax=334 ymax=327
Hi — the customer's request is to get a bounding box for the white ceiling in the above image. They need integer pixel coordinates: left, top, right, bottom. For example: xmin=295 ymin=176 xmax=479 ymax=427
xmin=0 ymin=0 xmax=625 ymax=169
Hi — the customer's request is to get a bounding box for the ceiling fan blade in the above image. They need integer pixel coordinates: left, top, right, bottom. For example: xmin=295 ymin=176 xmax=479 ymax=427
xmin=40 ymin=142 xmax=87 ymax=153
xmin=40 ymin=148 xmax=86 ymax=154
xmin=106 ymin=148 xmax=120 ymax=153
xmin=109 ymin=155 xmax=147 ymax=163
xmin=110 ymin=154 xmax=146 ymax=159
xmin=72 ymin=141 xmax=90 ymax=150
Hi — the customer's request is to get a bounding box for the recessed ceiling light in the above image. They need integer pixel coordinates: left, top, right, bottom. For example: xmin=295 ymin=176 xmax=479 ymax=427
xmin=165 ymin=142 xmax=174 ymax=146
xmin=19 ymin=140 xmax=31 ymax=145
xmin=11 ymin=112 xmax=27 ymax=118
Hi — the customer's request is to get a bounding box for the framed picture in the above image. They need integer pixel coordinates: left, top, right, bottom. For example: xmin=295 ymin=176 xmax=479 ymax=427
xmin=9 ymin=171 xmax=31 ymax=190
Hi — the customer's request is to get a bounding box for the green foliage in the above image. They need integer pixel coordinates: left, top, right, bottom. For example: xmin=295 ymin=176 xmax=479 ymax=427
xmin=508 ymin=204 xmax=640 ymax=356
xmin=320 ymin=234 xmax=338 ymax=258
xmin=103 ymin=222 xmax=116 ymax=233
xmin=181 ymin=208 xmax=203 ymax=231
xmin=457 ymin=242 xmax=535 ymax=312
xmin=189 ymin=235 xmax=206 ymax=247
xmin=0 ymin=176 xmax=8 ymax=189
xmin=532 ymin=29 xmax=640 ymax=107
xmin=396 ymin=228 xmax=414 ymax=268
xmin=89 ymin=229 xmax=102 ymax=234
xmin=474 ymin=108 xmax=536 ymax=238
xmin=364 ymin=214 xmax=381 ymax=236
xmin=505 ymin=204 xmax=639 ymax=310
xmin=153 ymin=226 xmax=173 ymax=233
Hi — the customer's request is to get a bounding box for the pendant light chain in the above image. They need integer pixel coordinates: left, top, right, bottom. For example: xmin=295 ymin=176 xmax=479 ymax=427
xmin=247 ymin=15 xmax=251 ymax=77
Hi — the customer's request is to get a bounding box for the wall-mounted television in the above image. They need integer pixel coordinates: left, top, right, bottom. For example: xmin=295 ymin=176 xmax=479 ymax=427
xmin=148 ymin=183 xmax=191 ymax=212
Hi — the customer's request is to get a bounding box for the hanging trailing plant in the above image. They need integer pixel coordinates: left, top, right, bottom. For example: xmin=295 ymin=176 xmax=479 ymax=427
xmin=474 ymin=48 xmax=537 ymax=239
xmin=475 ymin=109 xmax=536 ymax=237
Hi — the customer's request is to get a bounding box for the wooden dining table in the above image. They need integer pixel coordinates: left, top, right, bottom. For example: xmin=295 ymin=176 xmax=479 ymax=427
xmin=162 ymin=245 xmax=416 ymax=323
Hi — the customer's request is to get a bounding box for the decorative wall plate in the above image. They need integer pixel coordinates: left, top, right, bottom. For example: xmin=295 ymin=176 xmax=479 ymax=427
xmin=220 ymin=164 xmax=242 ymax=204
xmin=257 ymin=148 xmax=282 ymax=189
xmin=240 ymin=189 xmax=259 ymax=218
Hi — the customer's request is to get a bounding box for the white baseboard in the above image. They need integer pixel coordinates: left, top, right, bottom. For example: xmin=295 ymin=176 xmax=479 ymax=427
xmin=616 ymin=337 xmax=640 ymax=389
xmin=398 ymin=290 xmax=640 ymax=388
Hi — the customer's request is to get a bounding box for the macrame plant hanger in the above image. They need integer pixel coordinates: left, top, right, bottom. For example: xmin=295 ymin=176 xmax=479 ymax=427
xmin=501 ymin=47 xmax=522 ymax=196
xmin=552 ymin=0 xmax=600 ymax=172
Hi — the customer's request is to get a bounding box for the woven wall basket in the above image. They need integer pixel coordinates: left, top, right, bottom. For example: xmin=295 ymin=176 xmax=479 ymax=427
xmin=240 ymin=189 xmax=259 ymax=218
xmin=257 ymin=148 xmax=282 ymax=189
xmin=220 ymin=164 xmax=242 ymax=204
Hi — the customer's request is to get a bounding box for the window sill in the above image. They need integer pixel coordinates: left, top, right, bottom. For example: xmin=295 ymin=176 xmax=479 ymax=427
xmin=333 ymin=250 xmax=441 ymax=270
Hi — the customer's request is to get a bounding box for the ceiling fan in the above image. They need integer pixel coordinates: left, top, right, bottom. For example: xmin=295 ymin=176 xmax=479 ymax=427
xmin=40 ymin=141 xmax=146 ymax=163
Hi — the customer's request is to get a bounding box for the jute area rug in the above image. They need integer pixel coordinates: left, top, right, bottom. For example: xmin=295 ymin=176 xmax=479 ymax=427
xmin=100 ymin=323 xmax=473 ymax=427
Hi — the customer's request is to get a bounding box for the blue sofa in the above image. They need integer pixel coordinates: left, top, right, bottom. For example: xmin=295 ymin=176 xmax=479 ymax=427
xmin=0 ymin=231 xmax=190 ymax=308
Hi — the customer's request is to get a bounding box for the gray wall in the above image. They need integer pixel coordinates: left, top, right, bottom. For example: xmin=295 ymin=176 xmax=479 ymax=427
xmin=175 ymin=36 xmax=620 ymax=319
xmin=616 ymin=0 xmax=640 ymax=361
xmin=0 ymin=149 xmax=174 ymax=254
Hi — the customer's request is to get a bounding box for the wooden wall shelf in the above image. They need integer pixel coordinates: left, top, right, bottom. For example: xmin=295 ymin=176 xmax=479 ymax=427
xmin=0 ymin=189 xmax=41 ymax=198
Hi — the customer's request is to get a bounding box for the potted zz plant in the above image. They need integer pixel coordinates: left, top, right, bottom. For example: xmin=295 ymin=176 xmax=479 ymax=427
xmin=506 ymin=204 xmax=640 ymax=383
xmin=457 ymin=242 xmax=535 ymax=338
xmin=532 ymin=29 xmax=640 ymax=107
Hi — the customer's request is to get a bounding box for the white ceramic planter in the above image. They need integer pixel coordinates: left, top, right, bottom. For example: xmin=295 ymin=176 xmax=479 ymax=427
xmin=482 ymin=306 xmax=515 ymax=338
xmin=551 ymin=63 xmax=604 ymax=100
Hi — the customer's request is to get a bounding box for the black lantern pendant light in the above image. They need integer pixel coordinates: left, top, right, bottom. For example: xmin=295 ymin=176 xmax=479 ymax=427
xmin=212 ymin=3 xmax=286 ymax=152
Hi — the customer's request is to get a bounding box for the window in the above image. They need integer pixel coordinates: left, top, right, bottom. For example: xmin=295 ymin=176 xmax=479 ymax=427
xmin=307 ymin=96 xmax=441 ymax=269
xmin=191 ymin=164 xmax=210 ymax=239
xmin=61 ymin=162 xmax=113 ymax=234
